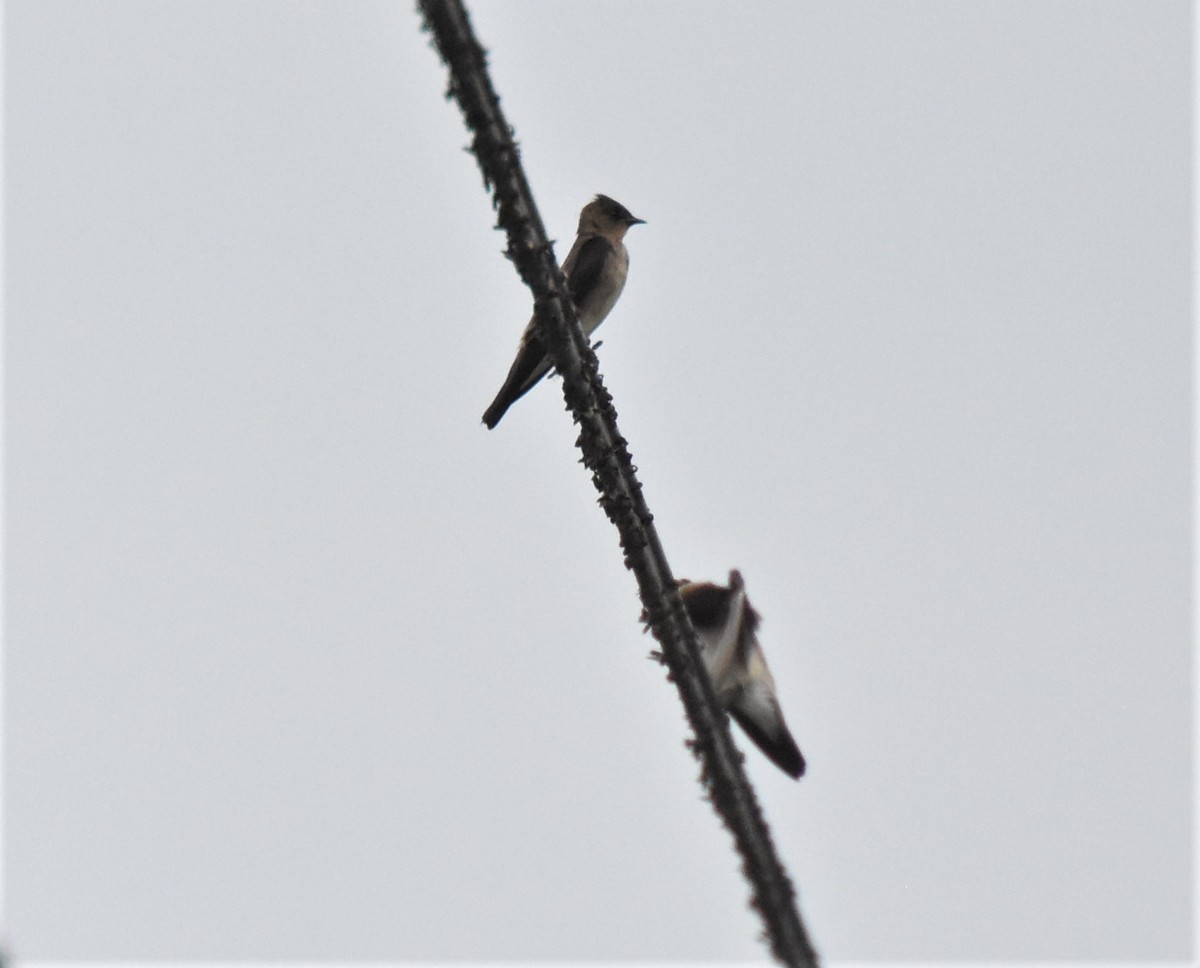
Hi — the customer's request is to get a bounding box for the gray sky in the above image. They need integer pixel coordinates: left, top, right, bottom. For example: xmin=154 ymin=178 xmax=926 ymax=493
xmin=4 ymin=0 xmax=1193 ymax=962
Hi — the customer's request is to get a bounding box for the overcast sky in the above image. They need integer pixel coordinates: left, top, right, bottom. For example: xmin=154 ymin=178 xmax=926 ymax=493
xmin=3 ymin=1 xmax=1193 ymax=963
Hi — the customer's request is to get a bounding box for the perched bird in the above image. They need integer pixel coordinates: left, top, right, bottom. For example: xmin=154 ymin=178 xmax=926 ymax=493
xmin=677 ymin=570 xmax=806 ymax=779
xmin=482 ymin=194 xmax=645 ymax=429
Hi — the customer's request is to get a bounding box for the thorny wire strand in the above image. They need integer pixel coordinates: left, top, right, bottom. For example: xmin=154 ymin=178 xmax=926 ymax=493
xmin=417 ymin=2 xmax=818 ymax=964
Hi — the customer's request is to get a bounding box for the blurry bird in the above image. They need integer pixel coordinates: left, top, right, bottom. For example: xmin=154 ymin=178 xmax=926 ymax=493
xmin=482 ymin=194 xmax=645 ymax=429
xmin=677 ymin=570 xmax=806 ymax=779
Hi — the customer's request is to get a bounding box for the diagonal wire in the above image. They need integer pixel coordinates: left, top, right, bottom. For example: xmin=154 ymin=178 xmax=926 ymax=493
xmin=416 ymin=2 xmax=818 ymax=963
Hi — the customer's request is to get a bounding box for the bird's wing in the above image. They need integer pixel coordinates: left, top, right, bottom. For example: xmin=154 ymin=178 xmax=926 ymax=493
xmin=706 ymin=587 xmax=746 ymax=688
xmin=564 ymin=235 xmax=614 ymax=309
xmin=481 ymin=326 xmax=552 ymax=429
xmin=729 ymin=686 xmax=806 ymax=779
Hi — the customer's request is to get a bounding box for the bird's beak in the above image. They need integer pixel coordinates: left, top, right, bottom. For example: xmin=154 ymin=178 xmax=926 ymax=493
xmin=627 ymin=215 xmax=646 ymax=226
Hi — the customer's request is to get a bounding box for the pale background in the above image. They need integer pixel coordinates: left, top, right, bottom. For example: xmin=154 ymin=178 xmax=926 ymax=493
xmin=3 ymin=0 xmax=1192 ymax=962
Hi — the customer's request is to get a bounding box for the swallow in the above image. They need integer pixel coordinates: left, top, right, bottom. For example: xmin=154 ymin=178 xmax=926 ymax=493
xmin=482 ymin=194 xmax=645 ymax=429
xmin=677 ymin=570 xmax=806 ymax=779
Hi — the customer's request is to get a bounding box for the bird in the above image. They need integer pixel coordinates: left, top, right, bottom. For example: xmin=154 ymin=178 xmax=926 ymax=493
xmin=482 ymin=194 xmax=645 ymax=429
xmin=677 ymin=570 xmax=806 ymax=779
